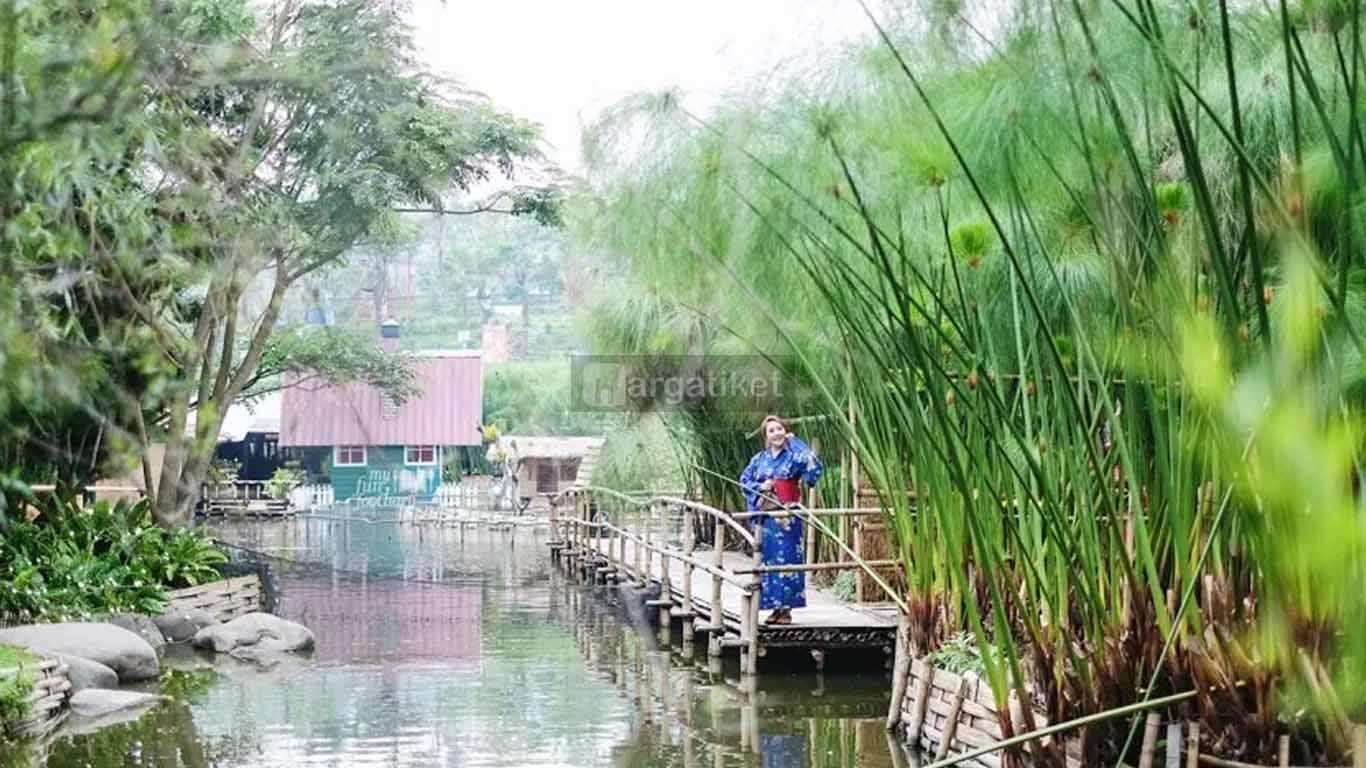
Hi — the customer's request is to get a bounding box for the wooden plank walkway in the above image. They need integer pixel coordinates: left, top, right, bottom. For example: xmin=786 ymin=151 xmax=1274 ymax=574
xmin=550 ymin=487 xmax=904 ymax=675
xmin=574 ymin=536 xmax=899 ymax=657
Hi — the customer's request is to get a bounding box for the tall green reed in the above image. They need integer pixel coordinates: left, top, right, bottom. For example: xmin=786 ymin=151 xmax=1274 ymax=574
xmin=571 ymin=0 xmax=1366 ymax=761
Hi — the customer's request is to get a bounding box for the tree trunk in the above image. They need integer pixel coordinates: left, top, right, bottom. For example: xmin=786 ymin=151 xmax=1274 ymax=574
xmin=151 ymin=258 xmax=291 ymax=528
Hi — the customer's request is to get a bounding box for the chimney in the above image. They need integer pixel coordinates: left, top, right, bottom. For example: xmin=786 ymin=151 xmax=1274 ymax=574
xmin=380 ymin=317 xmax=400 ymax=352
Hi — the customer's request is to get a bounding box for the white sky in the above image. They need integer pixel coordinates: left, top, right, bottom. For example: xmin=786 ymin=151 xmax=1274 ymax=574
xmin=408 ymin=0 xmax=880 ymax=172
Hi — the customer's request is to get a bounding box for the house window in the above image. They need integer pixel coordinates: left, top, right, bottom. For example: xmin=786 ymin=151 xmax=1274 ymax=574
xmin=335 ymin=445 xmax=367 ymax=467
xmin=405 ymin=445 xmax=437 ymax=466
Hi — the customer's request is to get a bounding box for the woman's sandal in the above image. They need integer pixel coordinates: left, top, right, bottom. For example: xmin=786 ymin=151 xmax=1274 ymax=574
xmin=764 ymin=610 xmax=793 ymax=625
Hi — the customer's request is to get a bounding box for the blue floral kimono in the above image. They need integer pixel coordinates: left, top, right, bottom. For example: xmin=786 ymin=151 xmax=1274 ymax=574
xmin=739 ymin=436 xmax=824 ymax=610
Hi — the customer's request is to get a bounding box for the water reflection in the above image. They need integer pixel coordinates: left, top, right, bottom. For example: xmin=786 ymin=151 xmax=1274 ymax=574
xmin=11 ymin=518 xmax=910 ymax=768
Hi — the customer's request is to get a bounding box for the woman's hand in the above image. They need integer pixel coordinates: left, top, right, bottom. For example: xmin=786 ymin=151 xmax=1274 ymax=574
xmin=760 ymin=479 xmax=774 ymax=491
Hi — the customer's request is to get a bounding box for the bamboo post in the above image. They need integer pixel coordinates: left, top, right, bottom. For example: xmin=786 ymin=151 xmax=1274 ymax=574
xmin=549 ymin=492 xmax=558 ymax=547
xmin=744 ymin=521 xmax=763 ymax=677
xmin=1166 ymin=723 xmax=1182 ymax=768
xmin=636 ymin=503 xmax=646 ymax=584
xmin=708 ymin=517 xmax=724 ymax=658
xmin=805 ymin=437 xmax=820 ymax=566
xmin=1186 ymin=722 xmax=1200 ymax=768
xmin=853 ymin=516 xmax=865 ymax=602
xmin=620 ymin=508 xmax=628 ymax=582
xmin=1354 ymin=725 xmax=1366 ymax=768
xmin=658 ymin=503 xmax=673 ymax=645
xmin=647 ymin=500 xmax=658 ymax=587
xmin=906 ymin=665 xmax=933 ymax=745
xmin=607 ymin=498 xmax=618 ymax=579
xmin=934 ymin=676 xmax=971 ymax=760
xmin=886 ymin=613 xmax=913 ymax=730
xmin=682 ymin=506 xmax=696 ymax=652
xmin=1138 ymin=712 xmax=1162 ymax=768
xmin=1278 ymin=735 xmax=1290 ymax=768
xmin=740 ymin=591 xmax=755 ymax=675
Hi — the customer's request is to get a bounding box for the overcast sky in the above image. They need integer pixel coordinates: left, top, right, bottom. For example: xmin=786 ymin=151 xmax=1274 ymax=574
xmin=409 ymin=0 xmax=880 ymax=173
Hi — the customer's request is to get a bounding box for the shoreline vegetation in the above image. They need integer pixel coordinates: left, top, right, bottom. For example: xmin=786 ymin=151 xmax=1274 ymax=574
xmin=573 ymin=0 xmax=1366 ymax=763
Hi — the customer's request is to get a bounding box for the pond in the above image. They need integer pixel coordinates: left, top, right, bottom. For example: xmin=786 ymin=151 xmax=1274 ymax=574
xmin=7 ymin=517 xmax=910 ymax=768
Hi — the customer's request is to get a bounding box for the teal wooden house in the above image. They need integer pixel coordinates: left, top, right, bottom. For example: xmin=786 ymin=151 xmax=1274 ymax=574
xmin=279 ymin=325 xmax=483 ymax=501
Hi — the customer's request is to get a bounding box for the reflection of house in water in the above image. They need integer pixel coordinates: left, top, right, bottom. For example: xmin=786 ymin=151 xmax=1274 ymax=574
xmin=276 ymin=577 xmax=482 ymax=666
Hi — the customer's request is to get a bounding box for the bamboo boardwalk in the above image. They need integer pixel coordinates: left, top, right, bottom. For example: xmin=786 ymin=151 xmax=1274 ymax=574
xmin=550 ymin=487 xmax=900 ymax=676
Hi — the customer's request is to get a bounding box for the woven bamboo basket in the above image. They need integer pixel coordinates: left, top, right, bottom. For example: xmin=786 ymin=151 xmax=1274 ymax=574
xmin=2 ymin=657 xmax=70 ymax=739
xmin=163 ymin=575 xmax=261 ymax=623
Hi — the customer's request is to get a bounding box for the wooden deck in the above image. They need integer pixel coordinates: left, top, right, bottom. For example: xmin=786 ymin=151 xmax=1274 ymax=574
xmin=582 ymin=537 xmax=898 ymax=647
xmin=549 ymin=484 xmax=903 ymax=677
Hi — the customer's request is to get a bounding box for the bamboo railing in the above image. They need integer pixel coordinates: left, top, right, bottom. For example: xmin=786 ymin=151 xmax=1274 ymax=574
xmin=549 ymin=485 xmax=897 ymax=676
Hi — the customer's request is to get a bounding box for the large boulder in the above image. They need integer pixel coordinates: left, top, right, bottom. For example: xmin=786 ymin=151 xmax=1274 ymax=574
xmin=192 ymin=613 xmax=313 ymax=655
xmin=103 ymin=614 xmax=166 ymax=650
xmin=0 ymin=623 xmax=159 ymax=682
xmin=153 ymin=608 xmax=218 ymax=643
xmin=68 ymin=689 xmax=166 ymax=718
xmin=50 ymin=653 xmax=118 ymax=692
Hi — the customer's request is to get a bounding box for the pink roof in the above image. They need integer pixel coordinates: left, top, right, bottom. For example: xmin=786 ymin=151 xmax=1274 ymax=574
xmin=279 ymin=351 xmax=483 ymax=447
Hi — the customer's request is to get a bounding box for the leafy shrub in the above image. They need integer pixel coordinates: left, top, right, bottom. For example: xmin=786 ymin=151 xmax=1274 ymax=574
xmin=926 ymin=631 xmax=993 ymax=676
xmin=0 ymin=498 xmax=228 ymax=622
xmin=0 ymin=647 xmax=33 ymax=728
xmin=829 ymin=570 xmax=857 ymax=602
xmin=263 ymin=467 xmax=305 ymax=500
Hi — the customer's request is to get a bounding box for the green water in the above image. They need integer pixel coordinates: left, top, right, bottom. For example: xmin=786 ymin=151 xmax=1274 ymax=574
xmin=6 ymin=518 xmax=906 ymax=768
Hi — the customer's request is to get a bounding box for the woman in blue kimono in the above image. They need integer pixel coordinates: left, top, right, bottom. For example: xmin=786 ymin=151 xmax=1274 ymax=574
xmin=739 ymin=415 xmax=824 ymax=625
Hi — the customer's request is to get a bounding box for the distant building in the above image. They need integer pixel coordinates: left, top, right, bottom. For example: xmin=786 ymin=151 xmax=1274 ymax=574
xmin=210 ymin=392 xmax=283 ymax=481
xmin=279 ymin=322 xmax=483 ymax=501
xmin=487 ymin=435 xmax=603 ymax=509
xmin=480 ymin=323 xmax=509 ymax=363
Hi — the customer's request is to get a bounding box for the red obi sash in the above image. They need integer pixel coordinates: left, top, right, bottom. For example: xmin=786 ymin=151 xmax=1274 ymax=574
xmin=773 ymin=478 xmax=802 ymax=504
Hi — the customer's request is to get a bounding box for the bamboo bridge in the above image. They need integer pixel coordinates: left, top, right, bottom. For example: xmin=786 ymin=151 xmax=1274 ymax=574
xmin=549 ymin=486 xmax=900 ymax=677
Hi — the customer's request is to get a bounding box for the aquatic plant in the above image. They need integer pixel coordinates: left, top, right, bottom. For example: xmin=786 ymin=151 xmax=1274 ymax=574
xmin=572 ymin=0 xmax=1366 ymax=760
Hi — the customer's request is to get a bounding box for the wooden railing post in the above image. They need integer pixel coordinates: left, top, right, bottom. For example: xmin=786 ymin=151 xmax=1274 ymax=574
xmin=681 ymin=505 xmax=695 ymax=653
xmin=657 ymin=501 xmax=673 ymax=638
xmin=635 ymin=502 xmax=646 ymax=585
xmin=708 ymin=516 xmax=724 ymax=658
xmin=549 ymin=493 xmax=559 ymax=545
xmin=620 ymin=500 xmax=628 ymax=576
xmin=580 ymin=491 xmax=591 ymax=581
xmin=742 ymin=522 xmax=762 ymax=677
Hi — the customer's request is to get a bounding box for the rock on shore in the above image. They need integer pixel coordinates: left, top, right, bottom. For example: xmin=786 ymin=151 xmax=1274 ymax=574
xmin=0 ymin=623 xmax=159 ymax=682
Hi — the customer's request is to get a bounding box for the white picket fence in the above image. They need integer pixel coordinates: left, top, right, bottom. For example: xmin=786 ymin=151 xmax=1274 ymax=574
xmin=289 ymin=483 xmax=335 ymax=511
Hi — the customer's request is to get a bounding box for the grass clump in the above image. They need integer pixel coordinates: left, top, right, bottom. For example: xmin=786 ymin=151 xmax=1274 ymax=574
xmin=926 ymin=632 xmax=992 ymax=677
xmin=0 ymin=646 xmax=34 ymax=729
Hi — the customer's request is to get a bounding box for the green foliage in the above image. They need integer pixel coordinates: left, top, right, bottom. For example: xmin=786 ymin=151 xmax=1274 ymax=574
xmin=926 ymin=632 xmax=990 ymax=677
xmin=264 ymin=467 xmax=306 ymax=500
xmin=0 ymin=0 xmax=552 ymax=526
xmin=0 ymin=670 xmax=32 ymax=728
xmin=0 ymin=646 xmax=35 ymax=670
xmin=594 ymin=416 xmax=686 ymax=493
xmin=206 ymin=459 xmax=241 ymax=485
xmin=950 ymin=221 xmax=993 ymax=267
xmin=483 ymin=361 xmax=612 ymax=436
xmin=0 ymin=499 xmax=227 ymax=621
xmin=0 ymin=646 xmax=35 ymax=728
xmin=573 ymin=0 xmax=1366 ymax=761
xmin=829 ymin=570 xmax=857 ymax=603
xmin=253 ymin=328 xmax=418 ymax=403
